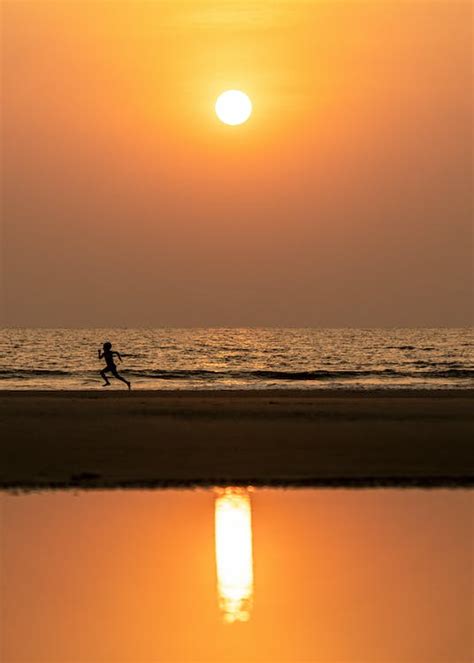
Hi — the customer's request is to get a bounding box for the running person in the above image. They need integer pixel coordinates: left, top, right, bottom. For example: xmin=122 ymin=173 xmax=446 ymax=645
xmin=98 ymin=342 xmax=131 ymax=389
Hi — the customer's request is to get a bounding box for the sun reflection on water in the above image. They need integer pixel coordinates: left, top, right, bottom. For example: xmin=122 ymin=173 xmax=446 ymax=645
xmin=214 ymin=487 xmax=254 ymax=623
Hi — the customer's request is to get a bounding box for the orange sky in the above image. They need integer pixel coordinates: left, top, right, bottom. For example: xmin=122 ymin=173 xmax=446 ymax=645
xmin=0 ymin=489 xmax=472 ymax=662
xmin=1 ymin=1 xmax=472 ymax=326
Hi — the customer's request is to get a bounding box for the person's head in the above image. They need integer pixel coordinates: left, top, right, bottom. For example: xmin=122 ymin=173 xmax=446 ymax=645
xmin=103 ymin=342 xmax=112 ymax=351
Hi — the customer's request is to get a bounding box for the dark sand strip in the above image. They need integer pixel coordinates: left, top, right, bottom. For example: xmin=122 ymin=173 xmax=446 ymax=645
xmin=0 ymin=390 xmax=473 ymax=489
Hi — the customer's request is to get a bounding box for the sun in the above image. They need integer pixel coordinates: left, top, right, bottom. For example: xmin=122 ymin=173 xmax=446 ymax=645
xmin=215 ymin=90 xmax=252 ymax=126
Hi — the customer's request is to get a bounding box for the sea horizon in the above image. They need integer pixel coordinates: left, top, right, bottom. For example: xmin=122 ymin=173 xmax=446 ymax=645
xmin=1 ymin=327 xmax=472 ymax=391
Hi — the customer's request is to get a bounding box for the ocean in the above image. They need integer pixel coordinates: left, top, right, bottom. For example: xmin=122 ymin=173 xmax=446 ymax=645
xmin=0 ymin=328 xmax=472 ymax=391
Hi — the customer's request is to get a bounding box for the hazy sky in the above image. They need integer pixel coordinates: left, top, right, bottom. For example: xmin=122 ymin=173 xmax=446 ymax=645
xmin=1 ymin=1 xmax=472 ymax=327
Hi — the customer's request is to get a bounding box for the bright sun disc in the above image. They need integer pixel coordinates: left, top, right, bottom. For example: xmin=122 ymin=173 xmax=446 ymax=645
xmin=215 ymin=90 xmax=252 ymax=126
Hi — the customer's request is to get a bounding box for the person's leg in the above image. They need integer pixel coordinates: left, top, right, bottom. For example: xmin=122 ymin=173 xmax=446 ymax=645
xmin=112 ymin=368 xmax=131 ymax=390
xmin=100 ymin=368 xmax=111 ymax=386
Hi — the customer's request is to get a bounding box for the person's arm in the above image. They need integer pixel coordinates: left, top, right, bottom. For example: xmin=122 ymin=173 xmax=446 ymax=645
xmin=115 ymin=352 xmax=123 ymax=362
xmin=98 ymin=349 xmax=103 ymax=359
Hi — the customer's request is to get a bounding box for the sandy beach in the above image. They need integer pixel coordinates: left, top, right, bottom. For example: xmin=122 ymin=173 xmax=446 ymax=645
xmin=0 ymin=389 xmax=472 ymax=489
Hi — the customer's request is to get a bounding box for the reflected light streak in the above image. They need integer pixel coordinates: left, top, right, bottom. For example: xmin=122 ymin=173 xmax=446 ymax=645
xmin=214 ymin=487 xmax=254 ymax=623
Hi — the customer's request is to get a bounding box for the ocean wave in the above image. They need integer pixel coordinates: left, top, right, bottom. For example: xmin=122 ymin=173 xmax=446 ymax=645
xmin=425 ymin=369 xmax=474 ymax=378
xmin=1 ymin=367 xmax=473 ymax=383
xmin=0 ymin=369 xmax=71 ymax=377
xmin=127 ymin=368 xmax=474 ymax=381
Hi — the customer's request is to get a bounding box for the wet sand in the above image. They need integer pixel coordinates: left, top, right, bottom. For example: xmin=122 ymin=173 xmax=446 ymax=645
xmin=0 ymin=390 xmax=472 ymax=489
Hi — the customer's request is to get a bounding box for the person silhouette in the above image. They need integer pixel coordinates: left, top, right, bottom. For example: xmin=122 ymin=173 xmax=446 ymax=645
xmin=98 ymin=342 xmax=131 ymax=389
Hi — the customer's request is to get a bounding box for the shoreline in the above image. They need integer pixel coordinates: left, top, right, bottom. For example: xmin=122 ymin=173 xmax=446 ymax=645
xmin=1 ymin=390 xmax=473 ymax=490
xmin=1 ymin=388 xmax=473 ymax=397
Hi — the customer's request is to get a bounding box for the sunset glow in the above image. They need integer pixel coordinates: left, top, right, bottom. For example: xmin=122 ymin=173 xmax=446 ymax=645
xmin=2 ymin=1 xmax=471 ymax=327
xmin=215 ymin=487 xmax=254 ymax=622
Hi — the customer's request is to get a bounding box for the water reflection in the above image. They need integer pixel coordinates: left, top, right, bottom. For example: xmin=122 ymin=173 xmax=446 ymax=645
xmin=0 ymin=489 xmax=471 ymax=662
xmin=214 ymin=487 xmax=254 ymax=622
